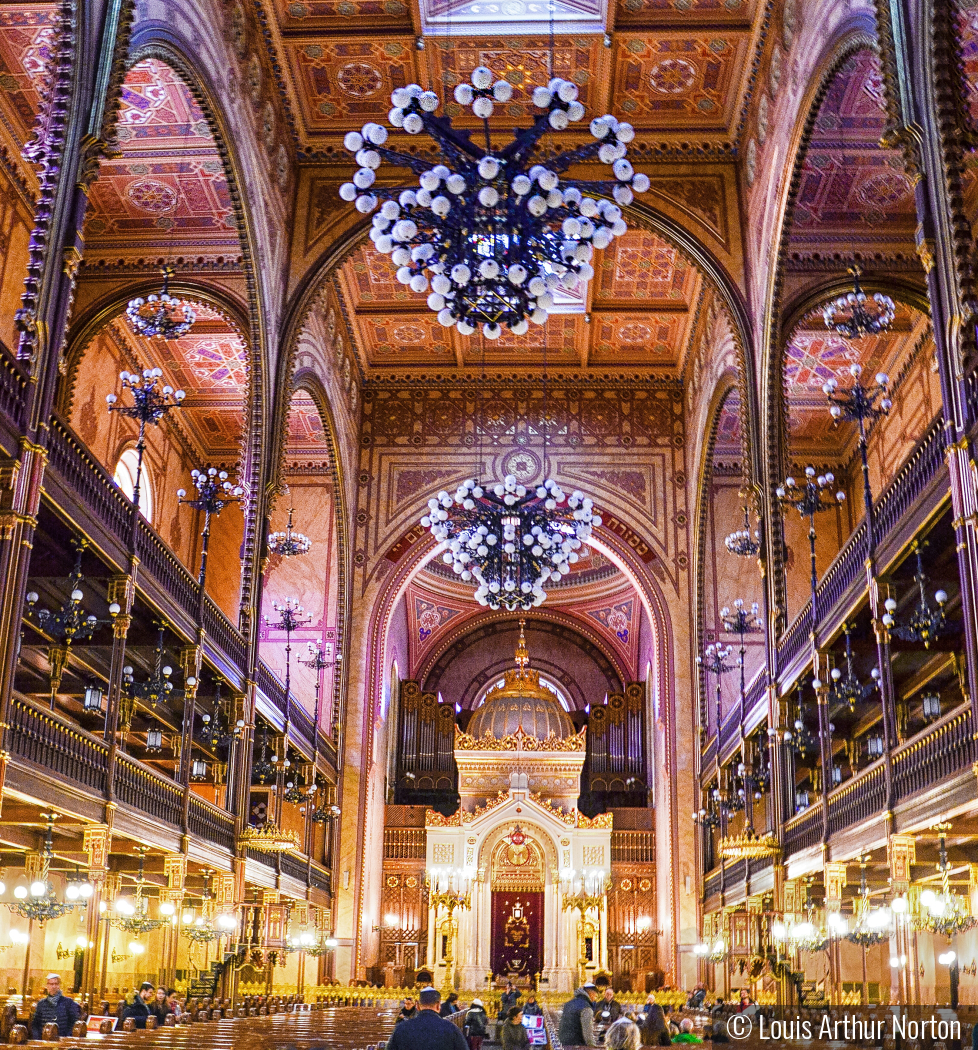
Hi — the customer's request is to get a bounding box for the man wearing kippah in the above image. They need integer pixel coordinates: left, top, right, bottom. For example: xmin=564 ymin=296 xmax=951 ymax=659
xmin=388 ymin=987 xmax=469 ymax=1050
xmin=30 ymin=974 xmax=80 ymax=1039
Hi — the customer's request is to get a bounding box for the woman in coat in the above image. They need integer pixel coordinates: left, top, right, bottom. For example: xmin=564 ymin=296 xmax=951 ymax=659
xmin=501 ymin=1006 xmax=530 ymax=1050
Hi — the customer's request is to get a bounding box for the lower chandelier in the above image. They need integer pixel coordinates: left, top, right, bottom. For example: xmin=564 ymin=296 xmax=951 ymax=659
xmin=717 ymin=828 xmax=779 ymax=861
xmin=239 ymin=822 xmax=301 ymax=854
xmin=421 ymin=476 xmax=599 ymax=611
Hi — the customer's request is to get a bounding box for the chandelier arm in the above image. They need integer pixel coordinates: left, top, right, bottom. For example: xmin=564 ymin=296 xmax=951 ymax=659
xmin=420 ymin=113 xmax=484 ymax=164
xmin=547 ymin=141 xmax=607 ymax=172
xmin=372 ymin=146 xmax=443 ymax=175
xmin=498 ymin=114 xmax=559 ymax=166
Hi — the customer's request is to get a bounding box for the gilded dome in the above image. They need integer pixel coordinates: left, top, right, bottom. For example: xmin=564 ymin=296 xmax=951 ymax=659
xmin=467 ymin=688 xmax=576 ymax=740
xmin=466 ymin=622 xmax=576 ymax=741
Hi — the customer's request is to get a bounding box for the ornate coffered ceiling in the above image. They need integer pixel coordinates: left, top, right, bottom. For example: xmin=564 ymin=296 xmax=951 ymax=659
xmin=784 ymin=302 xmax=929 ymax=461
xmin=785 ymin=50 xmax=916 ymax=265
xmin=82 ymin=58 xmax=241 ymax=268
xmin=336 ymin=228 xmax=703 ymax=371
xmin=259 ymin=0 xmax=762 ymax=151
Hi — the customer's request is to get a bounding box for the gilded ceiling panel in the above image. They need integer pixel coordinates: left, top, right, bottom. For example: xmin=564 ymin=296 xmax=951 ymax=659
xmin=609 ymin=33 xmax=750 ymax=128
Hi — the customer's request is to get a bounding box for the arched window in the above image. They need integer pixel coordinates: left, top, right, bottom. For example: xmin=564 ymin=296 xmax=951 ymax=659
xmin=113 ymin=448 xmax=153 ymax=523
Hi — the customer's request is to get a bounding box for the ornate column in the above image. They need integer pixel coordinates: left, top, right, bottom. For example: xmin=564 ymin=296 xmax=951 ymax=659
xmin=823 ymin=862 xmax=847 ymax=1005
xmin=81 ymin=824 xmax=111 ymax=1006
xmin=163 ymin=854 xmax=187 ymax=989
xmin=887 ymin=834 xmax=915 ymax=1006
xmin=875 ymin=0 xmax=978 ymax=730
xmin=0 ymin=0 xmax=136 ymax=761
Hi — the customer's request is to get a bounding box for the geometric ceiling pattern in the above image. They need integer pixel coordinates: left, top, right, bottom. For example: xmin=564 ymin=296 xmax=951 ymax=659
xmin=83 ymin=59 xmax=240 ymax=265
xmin=104 ymin=305 xmax=247 ymax=459
xmin=713 ymin=388 xmax=741 ymax=462
xmin=337 ymin=229 xmax=702 ymax=372
xmin=286 ymin=394 xmax=330 ymax=455
xmin=787 ymin=50 xmax=916 ymax=261
xmin=784 ymin=302 xmax=922 ymax=460
xmin=0 ymin=5 xmax=56 ymax=153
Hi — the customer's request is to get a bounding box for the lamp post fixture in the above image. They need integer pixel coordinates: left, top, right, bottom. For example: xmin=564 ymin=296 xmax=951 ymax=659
xmin=560 ymin=867 xmax=609 ymax=987
xmin=177 ymin=467 xmax=244 ymax=590
xmin=298 ymin=640 xmax=341 ymax=743
xmin=425 ymin=866 xmax=473 ymax=993
xmin=776 ymin=466 xmax=846 ymax=842
xmin=716 ymin=600 xmax=775 ymax=858
xmin=829 ymin=623 xmax=872 ymax=713
xmin=822 ymin=365 xmax=898 ymax=816
xmin=121 ymin=621 xmax=192 ymax=746
xmin=25 ymin=539 xmax=111 ymax=710
xmin=264 ymin=597 xmax=312 ymax=755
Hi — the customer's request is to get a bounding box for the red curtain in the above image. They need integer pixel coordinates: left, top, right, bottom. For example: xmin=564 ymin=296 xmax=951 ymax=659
xmin=491 ymin=890 xmax=543 ymax=978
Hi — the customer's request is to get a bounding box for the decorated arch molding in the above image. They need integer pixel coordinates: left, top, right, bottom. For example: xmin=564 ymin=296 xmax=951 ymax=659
xmin=120 ymin=38 xmax=268 ymax=634
xmin=350 ymin=515 xmax=678 ymax=976
xmin=692 ymin=373 xmax=744 ymax=738
xmin=419 ymin=610 xmax=626 ymax=705
xmin=761 ymin=28 xmax=888 ymax=632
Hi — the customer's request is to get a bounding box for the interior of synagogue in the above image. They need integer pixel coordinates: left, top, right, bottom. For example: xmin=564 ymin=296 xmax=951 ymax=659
xmin=0 ymin=0 xmax=976 ymax=1042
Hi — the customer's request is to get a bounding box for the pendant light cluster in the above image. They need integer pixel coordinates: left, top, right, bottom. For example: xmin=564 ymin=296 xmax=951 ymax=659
xmin=421 ymin=477 xmax=599 ymax=610
xmin=340 ymin=68 xmax=648 ymax=336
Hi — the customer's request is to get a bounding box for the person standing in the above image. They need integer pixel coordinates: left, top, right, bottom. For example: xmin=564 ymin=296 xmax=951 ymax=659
xmin=387 ymin=987 xmax=469 ymax=1050
xmin=558 ymin=983 xmax=600 ymax=1047
xmin=30 ymin=974 xmax=81 ymax=1040
xmin=501 ymin=1007 xmax=530 ymax=1050
xmin=440 ymin=992 xmax=461 ymax=1017
xmin=500 ymin=981 xmax=521 ymax=1017
xmin=464 ymin=997 xmax=490 ymax=1050
xmin=121 ymin=983 xmax=154 ymax=1029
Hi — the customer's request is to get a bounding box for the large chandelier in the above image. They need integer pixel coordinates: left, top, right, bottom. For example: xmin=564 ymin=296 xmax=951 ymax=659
xmin=8 ymin=814 xmax=78 ymax=924
xmin=823 ymin=266 xmax=896 ymax=339
xmin=126 ymin=266 xmax=196 ymax=340
xmin=421 ymin=477 xmax=599 ymax=609
xmin=339 ymin=70 xmax=649 ymax=336
xmin=914 ymin=824 xmax=974 ymax=936
xmin=268 ymin=504 xmax=311 ymax=558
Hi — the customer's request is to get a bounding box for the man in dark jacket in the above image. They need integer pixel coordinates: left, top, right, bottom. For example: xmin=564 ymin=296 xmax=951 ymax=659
xmin=121 ymin=982 xmax=154 ymax=1029
xmin=30 ymin=974 xmax=81 ymax=1039
xmin=388 ymin=987 xmax=469 ymax=1050
xmin=522 ymin=993 xmax=543 ymax=1017
xmin=596 ymin=987 xmax=622 ymax=1026
xmin=558 ymin=984 xmax=599 ymax=1047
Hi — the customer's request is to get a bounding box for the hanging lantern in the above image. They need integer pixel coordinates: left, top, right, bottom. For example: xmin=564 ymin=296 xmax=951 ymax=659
xmin=83 ymin=683 xmax=106 ymax=715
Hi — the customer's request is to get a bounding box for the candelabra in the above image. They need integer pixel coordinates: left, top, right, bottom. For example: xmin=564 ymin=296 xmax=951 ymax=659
xmin=724 ymin=504 xmax=760 ymax=558
xmin=298 ymin=640 xmax=341 ymax=741
xmin=822 ymin=266 xmax=896 ymax=339
xmin=252 ymin=725 xmax=277 ymax=786
xmin=829 ymin=623 xmax=872 ymax=712
xmin=560 ymin=867 xmax=609 ymax=987
xmin=696 ymin=642 xmax=734 ymax=849
xmin=823 ymin=365 xmax=898 ymax=766
xmin=8 ymin=814 xmax=77 ymax=924
xmin=890 ymin=541 xmax=950 ymax=648
xmin=121 ymin=622 xmax=192 ymax=745
xmin=126 ymin=266 xmax=197 ymax=340
xmin=267 ymin=503 xmax=312 ymax=559
xmin=200 ymin=680 xmax=244 ymax=749
xmin=25 ymin=540 xmax=111 ymax=709
xmin=425 ymin=866 xmax=473 ymax=993
xmin=177 ymin=467 xmax=245 ymax=589
xmin=847 ymin=855 xmax=890 ymax=947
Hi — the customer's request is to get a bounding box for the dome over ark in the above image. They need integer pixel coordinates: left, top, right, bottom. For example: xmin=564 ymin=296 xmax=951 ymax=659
xmin=466 ymin=621 xmax=576 ymax=741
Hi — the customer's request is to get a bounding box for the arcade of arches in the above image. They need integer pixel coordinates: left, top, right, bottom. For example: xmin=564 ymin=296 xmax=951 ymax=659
xmin=0 ymin=0 xmax=976 ymax=1020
